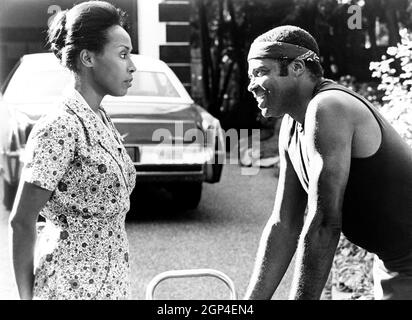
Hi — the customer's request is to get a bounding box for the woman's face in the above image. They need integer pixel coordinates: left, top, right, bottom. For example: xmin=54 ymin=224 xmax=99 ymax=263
xmin=90 ymin=25 xmax=136 ymax=97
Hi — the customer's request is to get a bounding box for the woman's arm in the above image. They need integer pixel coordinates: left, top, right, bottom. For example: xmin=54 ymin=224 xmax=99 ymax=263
xmin=9 ymin=181 xmax=52 ymax=300
xmin=9 ymin=109 xmax=78 ymax=299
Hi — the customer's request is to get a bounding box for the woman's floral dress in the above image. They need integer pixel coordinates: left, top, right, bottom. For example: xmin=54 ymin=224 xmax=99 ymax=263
xmin=22 ymin=89 xmax=136 ymax=299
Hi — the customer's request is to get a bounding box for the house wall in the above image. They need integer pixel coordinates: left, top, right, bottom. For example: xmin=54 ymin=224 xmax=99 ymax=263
xmin=157 ymin=0 xmax=192 ymax=93
xmin=0 ymin=0 xmax=192 ymax=93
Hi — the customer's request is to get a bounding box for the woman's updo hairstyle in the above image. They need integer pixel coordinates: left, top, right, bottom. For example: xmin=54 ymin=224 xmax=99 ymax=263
xmin=47 ymin=1 xmax=127 ymax=71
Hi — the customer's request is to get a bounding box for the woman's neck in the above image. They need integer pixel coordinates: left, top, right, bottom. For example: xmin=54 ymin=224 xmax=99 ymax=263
xmin=74 ymin=79 xmax=104 ymax=112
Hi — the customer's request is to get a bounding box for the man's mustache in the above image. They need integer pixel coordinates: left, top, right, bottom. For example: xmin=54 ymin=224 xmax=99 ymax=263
xmin=251 ymin=83 xmax=271 ymax=98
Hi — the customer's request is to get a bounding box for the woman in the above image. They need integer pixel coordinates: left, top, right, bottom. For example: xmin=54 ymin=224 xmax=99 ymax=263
xmin=9 ymin=1 xmax=137 ymax=300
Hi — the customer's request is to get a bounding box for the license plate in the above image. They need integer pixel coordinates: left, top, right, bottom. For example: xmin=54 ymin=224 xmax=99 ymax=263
xmin=158 ymin=147 xmax=184 ymax=161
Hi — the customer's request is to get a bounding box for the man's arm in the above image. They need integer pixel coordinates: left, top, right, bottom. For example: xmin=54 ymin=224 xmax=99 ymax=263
xmin=9 ymin=181 xmax=52 ymax=300
xmin=244 ymin=117 xmax=308 ymax=300
xmin=289 ymin=97 xmax=353 ymax=300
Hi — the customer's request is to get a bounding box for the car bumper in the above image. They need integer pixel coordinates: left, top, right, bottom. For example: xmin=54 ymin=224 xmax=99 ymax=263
xmin=126 ymin=143 xmax=224 ymax=183
xmin=2 ymin=148 xmax=224 ymax=186
xmin=134 ymin=163 xmax=205 ymax=183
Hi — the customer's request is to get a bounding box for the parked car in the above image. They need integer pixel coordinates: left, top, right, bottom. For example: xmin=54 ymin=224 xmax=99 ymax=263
xmin=0 ymin=53 xmax=224 ymax=210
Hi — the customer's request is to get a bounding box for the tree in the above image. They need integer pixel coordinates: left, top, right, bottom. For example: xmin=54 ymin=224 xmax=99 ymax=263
xmin=193 ymin=0 xmax=254 ymax=129
xmin=191 ymin=0 xmax=412 ymax=128
xmin=192 ymin=0 xmax=294 ymax=129
xmin=364 ymin=0 xmax=410 ymax=51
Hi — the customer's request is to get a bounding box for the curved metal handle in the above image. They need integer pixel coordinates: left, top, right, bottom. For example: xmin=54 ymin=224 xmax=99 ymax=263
xmin=145 ymin=268 xmax=237 ymax=300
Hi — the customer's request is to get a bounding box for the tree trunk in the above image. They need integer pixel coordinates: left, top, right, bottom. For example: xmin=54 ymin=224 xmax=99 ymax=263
xmin=384 ymin=7 xmax=400 ymax=46
xmin=227 ymin=0 xmax=255 ymax=128
xmin=197 ymin=0 xmax=212 ymax=111
xmin=364 ymin=0 xmax=378 ymax=60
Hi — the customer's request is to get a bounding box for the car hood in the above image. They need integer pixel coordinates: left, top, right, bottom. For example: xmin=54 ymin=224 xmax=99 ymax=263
xmin=3 ymin=99 xmax=60 ymax=121
xmin=5 ymin=99 xmax=202 ymax=121
xmin=103 ymin=101 xmax=202 ymax=122
xmin=5 ymin=99 xmax=207 ymax=145
xmin=104 ymin=101 xmax=205 ymax=145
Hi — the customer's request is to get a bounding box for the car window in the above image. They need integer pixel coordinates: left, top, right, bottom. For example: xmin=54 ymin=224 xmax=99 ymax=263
xmin=3 ymin=66 xmax=72 ymax=100
xmin=3 ymin=66 xmax=181 ymax=100
xmin=127 ymin=71 xmax=180 ymax=98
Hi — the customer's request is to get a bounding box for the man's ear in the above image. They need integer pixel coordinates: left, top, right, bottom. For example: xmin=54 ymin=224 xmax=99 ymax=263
xmin=290 ymin=59 xmax=305 ymax=77
xmin=79 ymin=49 xmax=94 ymax=68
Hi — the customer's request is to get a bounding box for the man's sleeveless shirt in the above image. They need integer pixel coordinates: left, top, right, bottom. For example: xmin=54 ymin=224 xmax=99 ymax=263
xmin=286 ymin=79 xmax=412 ymax=261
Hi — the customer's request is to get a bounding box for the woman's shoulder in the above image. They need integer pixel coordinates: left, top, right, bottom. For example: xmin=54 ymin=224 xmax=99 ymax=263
xmin=31 ymin=102 xmax=82 ymax=138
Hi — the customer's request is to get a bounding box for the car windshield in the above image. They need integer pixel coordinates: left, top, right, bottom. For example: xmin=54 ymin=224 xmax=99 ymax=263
xmin=128 ymin=71 xmax=180 ymax=97
xmin=3 ymin=66 xmax=181 ymax=100
xmin=3 ymin=67 xmax=72 ymax=100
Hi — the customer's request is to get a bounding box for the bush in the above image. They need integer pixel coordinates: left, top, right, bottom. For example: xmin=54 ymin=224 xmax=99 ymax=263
xmin=370 ymin=28 xmax=412 ymax=147
xmin=329 ymin=235 xmax=375 ymax=300
xmin=330 ymin=78 xmax=377 ymax=299
xmin=328 ymin=29 xmax=412 ymax=300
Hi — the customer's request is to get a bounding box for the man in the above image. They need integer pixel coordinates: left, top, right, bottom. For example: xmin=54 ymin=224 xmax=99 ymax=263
xmin=244 ymin=25 xmax=412 ymax=300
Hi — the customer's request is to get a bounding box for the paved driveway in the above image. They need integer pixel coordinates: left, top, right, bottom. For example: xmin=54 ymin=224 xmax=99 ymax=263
xmin=0 ymin=163 xmax=296 ymax=300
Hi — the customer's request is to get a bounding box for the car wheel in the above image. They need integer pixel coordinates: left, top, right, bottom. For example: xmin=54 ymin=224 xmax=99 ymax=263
xmin=2 ymin=178 xmax=18 ymax=211
xmin=170 ymin=182 xmax=202 ymax=210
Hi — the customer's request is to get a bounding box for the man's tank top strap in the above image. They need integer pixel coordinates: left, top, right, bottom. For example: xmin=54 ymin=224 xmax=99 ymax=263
xmin=313 ymin=79 xmax=386 ymax=129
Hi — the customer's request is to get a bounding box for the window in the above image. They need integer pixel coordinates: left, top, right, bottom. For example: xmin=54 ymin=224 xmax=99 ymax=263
xmin=3 ymin=67 xmax=72 ymax=100
xmin=4 ymin=66 xmax=181 ymax=100
xmin=127 ymin=71 xmax=180 ymax=98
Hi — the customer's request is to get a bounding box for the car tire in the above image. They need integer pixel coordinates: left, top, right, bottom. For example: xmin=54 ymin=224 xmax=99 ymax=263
xmin=170 ymin=182 xmax=202 ymax=210
xmin=2 ymin=178 xmax=18 ymax=211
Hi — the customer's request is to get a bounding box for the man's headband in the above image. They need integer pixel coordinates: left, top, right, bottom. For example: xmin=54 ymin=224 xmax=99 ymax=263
xmin=247 ymin=41 xmax=320 ymax=62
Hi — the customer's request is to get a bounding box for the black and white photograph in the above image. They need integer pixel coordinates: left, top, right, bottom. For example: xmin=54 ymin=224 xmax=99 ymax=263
xmin=0 ymin=0 xmax=411 ymax=305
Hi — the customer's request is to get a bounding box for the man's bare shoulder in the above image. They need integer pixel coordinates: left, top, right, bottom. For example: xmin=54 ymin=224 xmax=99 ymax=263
xmin=304 ymin=90 xmax=356 ymax=159
xmin=308 ymin=89 xmax=368 ymax=124
xmin=305 ymin=90 xmax=357 ymax=135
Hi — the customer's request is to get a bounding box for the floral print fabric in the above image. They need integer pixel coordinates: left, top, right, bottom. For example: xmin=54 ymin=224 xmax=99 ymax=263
xmin=22 ymin=90 xmax=136 ymax=299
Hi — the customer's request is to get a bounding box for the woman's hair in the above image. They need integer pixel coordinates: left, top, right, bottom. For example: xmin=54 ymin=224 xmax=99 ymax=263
xmin=255 ymin=25 xmax=324 ymax=79
xmin=47 ymin=1 xmax=127 ymax=71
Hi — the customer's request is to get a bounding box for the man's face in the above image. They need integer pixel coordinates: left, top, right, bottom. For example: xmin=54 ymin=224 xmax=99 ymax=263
xmin=91 ymin=25 xmax=136 ymax=97
xmin=247 ymin=58 xmax=296 ymax=118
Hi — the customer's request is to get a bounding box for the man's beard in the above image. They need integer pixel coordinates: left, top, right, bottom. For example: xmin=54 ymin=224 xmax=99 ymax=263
xmin=263 ymin=85 xmax=296 ymax=118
